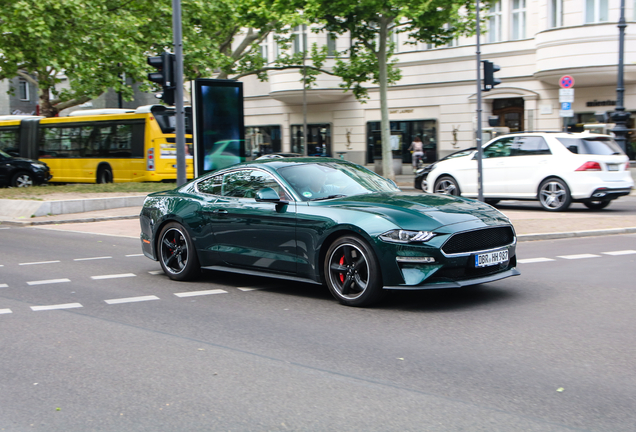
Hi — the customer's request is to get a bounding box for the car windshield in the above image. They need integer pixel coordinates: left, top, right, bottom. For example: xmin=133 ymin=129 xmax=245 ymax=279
xmin=557 ymin=136 xmax=625 ymax=155
xmin=278 ymin=162 xmax=400 ymax=201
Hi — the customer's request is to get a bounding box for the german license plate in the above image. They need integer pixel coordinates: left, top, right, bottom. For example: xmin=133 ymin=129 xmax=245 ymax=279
xmin=475 ymin=249 xmax=509 ymax=267
xmin=607 ymin=164 xmax=619 ymax=171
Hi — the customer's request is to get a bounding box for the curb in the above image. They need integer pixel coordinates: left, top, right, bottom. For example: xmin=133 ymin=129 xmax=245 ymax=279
xmin=517 ymin=227 xmax=636 ymax=242
xmin=0 ymin=214 xmax=139 ymax=227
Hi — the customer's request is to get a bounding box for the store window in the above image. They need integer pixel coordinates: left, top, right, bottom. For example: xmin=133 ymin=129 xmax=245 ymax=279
xmin=511 ymin=0 xmax=526 ymax=40
xmin=585 ymin=0 xmax=608 ymax=23
xmin=245 ymin=125 xmax=281 ymax=158
xmin=291 ymin=124 xmax=331 ymax=156
xmin=488 ymin=1 xmax=502 ymax=43
xmin=492 ymin=98 xmax=525 ymax=132
xmin=366 ymin=120 xmax=438 ymax=164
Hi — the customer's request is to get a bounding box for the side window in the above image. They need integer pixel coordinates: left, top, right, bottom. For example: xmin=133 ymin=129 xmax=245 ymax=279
xmin=483 ymin=137 xmax=514 ymax=158
xmin=197 ymin=174 xmax=223 ymax=195
xmin=220 ymin=170 xmax=290 ymax=200
xmin=511 ymin=136 xmax=551 ymax=156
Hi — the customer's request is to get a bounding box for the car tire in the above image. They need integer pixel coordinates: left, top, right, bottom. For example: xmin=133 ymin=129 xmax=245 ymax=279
xmin=97 ymin=166 xmax=113 ymax=184
xmin=583 ymin=200 xmax=611 ymax=210
xmin=158 ymin=222 xmax=200 ymax=281
xmin=434 ymin=176 xmax=461 ymax=196
xmin=11 ymin=171 xmax=34 ymax=187
xmin=324 ymin=235 xmax=385 ymax=307
xmin=538 ymin=178 xmax=571 ymax=211
xmin=414 ymin=176 xmax=423 ymax=190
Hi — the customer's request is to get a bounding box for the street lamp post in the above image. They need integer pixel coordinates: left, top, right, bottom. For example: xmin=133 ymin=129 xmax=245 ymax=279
xmin=611 ymin=0 xmax=631 ymax=153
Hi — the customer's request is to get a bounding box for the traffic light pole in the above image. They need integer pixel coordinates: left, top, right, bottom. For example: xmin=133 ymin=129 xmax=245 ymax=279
xmin=172 ymin=0 xmax=187 ymax=186
xmin=475 ymin=0 xmax=484 ymax=202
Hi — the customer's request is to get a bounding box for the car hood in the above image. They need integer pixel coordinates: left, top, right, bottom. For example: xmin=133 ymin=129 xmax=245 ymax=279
xmin=319 ymin=192 xmax=510 ymax=231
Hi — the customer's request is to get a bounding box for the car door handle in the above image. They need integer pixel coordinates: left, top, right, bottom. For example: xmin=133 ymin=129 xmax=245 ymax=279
xmin=212 ymin=209 xmax=228 ymax=215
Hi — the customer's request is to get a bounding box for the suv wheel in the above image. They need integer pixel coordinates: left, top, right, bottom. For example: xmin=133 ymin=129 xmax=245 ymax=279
xmin=538 ymin=178 xmax=571 ymax=211
xmin=11 ymin=171 xmax=34 ymax=187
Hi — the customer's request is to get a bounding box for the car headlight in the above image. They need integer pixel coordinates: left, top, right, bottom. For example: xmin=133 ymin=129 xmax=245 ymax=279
xmin=30 ymin=163 xmax=46 ymax=170
xmin=379 ymin=229 xmax=436 ymax=243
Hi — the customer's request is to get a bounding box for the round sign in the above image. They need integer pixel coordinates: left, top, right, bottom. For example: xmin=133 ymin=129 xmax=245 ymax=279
xmin=559 ymin=75 xmax=574 ymax=89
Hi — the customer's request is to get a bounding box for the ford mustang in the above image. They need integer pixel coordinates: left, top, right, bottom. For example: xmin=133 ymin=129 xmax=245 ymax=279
xmin=140 ymin=158 xmax=520 ymax=306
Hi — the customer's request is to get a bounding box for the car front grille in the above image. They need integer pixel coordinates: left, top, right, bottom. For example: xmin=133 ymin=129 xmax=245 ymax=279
xmin=441 ymin=226 xmax=515 ymax=255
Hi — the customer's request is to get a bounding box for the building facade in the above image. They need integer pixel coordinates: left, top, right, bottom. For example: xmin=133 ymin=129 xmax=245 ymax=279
xmin=240 ymin=0 xmax=636 ymax=164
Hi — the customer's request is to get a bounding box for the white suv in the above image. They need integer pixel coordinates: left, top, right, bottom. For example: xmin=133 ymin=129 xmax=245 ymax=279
xmin=424 ymin=132 xmax=634 ymax=211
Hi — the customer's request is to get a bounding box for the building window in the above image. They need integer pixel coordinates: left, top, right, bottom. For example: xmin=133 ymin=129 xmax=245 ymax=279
xmin=366 ymin=120 xmax=438 ymax=164
xmin=18 ymin=80 xmax=29 ymax=101
xmin=291 ymin=124 xmax=331 ymax=156
xmin=511 ymin=0 xmax=526 ymax=40
xmin=586 ymin=0 xmax=608 ymax=23
xmin=259 ymin=40 xmax=269 ymax=62
xmin=549 ymin=0 xmax=563 ymax=28
xmin=292 ymin=25 xmax=307 ymax=54
xmin=327 ymin=33 xmax=337 ymax=57
xmin=245 ymin=125 xmax=281 ymax=158
xmin=488 ymin=1 xmax=502 ymax=43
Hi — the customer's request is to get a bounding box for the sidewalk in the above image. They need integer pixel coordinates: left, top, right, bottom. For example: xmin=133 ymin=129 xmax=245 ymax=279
xmin=1 ymin=170 xmax=635 ymax=242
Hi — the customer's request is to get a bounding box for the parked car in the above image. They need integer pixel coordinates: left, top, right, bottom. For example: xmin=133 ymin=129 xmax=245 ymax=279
xmin=0 ymin=149 xmax=51 ymax=187
xmin=424 ymin=132 xmax=633 ymax=211
xmin=414 ymin=148 xmax=476 ymax=190
xmin=140 ymin=158 xmax=519 ymax=307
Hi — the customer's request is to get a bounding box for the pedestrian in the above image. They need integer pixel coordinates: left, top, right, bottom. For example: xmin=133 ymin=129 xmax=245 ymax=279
xmin=408 ymin=136 xmax=424 ymax=171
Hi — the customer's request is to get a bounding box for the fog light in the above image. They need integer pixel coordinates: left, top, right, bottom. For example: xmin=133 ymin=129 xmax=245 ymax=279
xmin=396 ymin=256 xmax=436 ymax=263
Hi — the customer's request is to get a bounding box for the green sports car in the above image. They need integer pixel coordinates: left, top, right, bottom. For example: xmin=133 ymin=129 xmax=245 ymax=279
xmin=140 ymin=158 xmax=519 ymax=306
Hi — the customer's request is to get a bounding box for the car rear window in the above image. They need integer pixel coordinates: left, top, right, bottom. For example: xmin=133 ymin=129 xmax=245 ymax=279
xmin=557 ymin=137 xmax=624 ymax=155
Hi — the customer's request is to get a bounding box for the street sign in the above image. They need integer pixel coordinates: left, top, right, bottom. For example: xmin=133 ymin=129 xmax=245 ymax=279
xmin=559 ymin=88 xmax=574 ymax=103
xmin=559 ymin=109 xmax=574 ymax=117
xmin=561 ymin=102 xmax=571 ymax=110
xmin=559 ymin=75 xmax=575 ymax=89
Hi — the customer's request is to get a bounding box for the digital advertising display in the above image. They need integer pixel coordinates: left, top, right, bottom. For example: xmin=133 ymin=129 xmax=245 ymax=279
xmin=192 ymin=79 xmax=245 ymax=177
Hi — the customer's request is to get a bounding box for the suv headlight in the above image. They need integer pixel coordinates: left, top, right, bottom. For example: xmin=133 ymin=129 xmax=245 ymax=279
xmin=380 ymin=229 xmax=436 ymax=243
xmin=30 ymin=163 xmax=45 ymax=170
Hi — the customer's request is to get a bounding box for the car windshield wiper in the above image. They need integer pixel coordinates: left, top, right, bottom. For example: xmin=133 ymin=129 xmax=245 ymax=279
xmin=309 ymin=194 xmax=347 ymax=201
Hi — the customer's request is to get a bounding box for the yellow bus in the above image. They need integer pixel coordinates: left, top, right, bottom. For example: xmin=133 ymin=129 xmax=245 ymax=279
xmin=0 ymin=105 xmax=193 ymax=183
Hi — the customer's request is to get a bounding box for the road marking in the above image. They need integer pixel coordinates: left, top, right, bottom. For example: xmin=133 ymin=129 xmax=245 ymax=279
xmin=31 ymin=303 xmax=83 ymax=311
xmin=174 ymin=289 xmax=227 ymax=297
xmin=557 ymin=254 xmax=601 ymax=260
xmin=0 ymin=227 xmax=10 ymax=230
xmin=148 ymin=270 xmax=163 ymax=275
xmin=518 ymin=258 xmax=555 ymax=264
xmin=237 ymin=287 xmax=261 ymax=291
xmin=91 ymin=273 xmax=136 ymax=280
xmin=19 ymin=260 xmax=60 ymax=266
xmin=27 ymin=278 xmax=71 ymax=286
xmin=0 ymin=284 xmax=7 ymax=288
xmin=0 ymin=309 xmax=12 ymax=314
xmin=74 ymin=256 xmax=112 ymax=261
xmin=602 ymin=250 xmax=636 ymax=256
xmin=126 ymin=254 xmax=145 ymax=257
xmin=105 ymin=295 xmax=159 ymax=305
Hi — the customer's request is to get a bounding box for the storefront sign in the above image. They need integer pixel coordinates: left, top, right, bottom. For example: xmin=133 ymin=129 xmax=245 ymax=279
xmin=586 ymin=100 xmax=616 ymax=107
xmin=389 ymin=109 xmax=414 ymax=114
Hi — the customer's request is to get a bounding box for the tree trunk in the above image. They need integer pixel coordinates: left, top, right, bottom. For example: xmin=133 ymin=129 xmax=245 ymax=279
xmin=378 ymin=16 xmax=395 ymax=181
xmin=39 ymin=86 xmax=58 ymax=117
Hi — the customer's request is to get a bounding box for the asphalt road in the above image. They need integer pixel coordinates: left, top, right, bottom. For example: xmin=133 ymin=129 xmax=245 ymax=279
xmin=493 ymin=194 xmax=636 ymax=214
xmin=1 ymin=226 xmax=635 ymax=431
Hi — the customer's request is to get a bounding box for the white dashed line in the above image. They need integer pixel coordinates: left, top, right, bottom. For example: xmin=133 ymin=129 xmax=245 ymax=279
xmin=19 ymin=260 xmax=61 ymax=266
xmin=148 ymin=270 xmax=163 ymax=275
xmin=0 ymin=227 xmax=10 ymax=230
xmin=91 ymin=273 xmax=136 ymax=280
xmin=0 ymin=309 xmax=12 ymax=314
xmin=105 ymin=295 xmax=159 ymax=305
xmin=557 ymin=254 xmax=601 ymax=260
xmin=31 ymin=303 xmax=83 ymax=311
xmin=602 ymin=250 xmax=636 ymax=256
xmin=237 ymin=287 xmax=260 ymax=292
xmin=0 ymin=284 xmax=7 ymax=288
xmin=518 ymin=258 xmax=555 ymax=264
xmin=27 ymin=278 xmax=71 ymax=286
xmin=174 ymin=289 xmax=227 ymax=297
xmin=125 ymin=254 xmax=145 ymax=257
xmin=74 ymin=256 xmax=112 ymax=261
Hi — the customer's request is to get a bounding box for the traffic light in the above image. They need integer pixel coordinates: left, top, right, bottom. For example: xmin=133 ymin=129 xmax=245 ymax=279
xmin=482 ymin=60 xmax=501 ymax=91
xmin=147 ymin=52 xmax=176 ymax=105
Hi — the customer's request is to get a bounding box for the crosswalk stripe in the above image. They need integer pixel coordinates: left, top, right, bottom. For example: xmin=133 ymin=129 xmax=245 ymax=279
xmin=174 ymin=289 xmax=227 ymax=297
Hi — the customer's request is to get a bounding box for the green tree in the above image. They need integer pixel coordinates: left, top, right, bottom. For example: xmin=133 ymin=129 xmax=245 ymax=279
xmin=0 ymin=0 xmax=157 ymax=117
xmin=303 ymin=0 xmax=481 ymax=180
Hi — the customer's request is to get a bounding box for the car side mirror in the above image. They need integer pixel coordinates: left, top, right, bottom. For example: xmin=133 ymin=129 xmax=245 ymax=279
xmin=255 ymin=187 xmax=282 ymax=203
xmin=568 ymin=145 xmax=578 ymax=154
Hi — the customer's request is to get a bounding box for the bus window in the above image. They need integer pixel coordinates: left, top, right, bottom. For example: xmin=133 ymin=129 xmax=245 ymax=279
xmin=0 ymin=127 xmax=20 ymax=156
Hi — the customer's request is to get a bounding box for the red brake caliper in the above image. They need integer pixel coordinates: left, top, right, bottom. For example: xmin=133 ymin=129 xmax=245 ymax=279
xmin=339 ymin=255 xmax=345 ymax=283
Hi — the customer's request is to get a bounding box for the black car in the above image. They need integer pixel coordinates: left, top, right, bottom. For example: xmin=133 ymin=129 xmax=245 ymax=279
xmin=0 ymin=149 xmax=51 ymax=187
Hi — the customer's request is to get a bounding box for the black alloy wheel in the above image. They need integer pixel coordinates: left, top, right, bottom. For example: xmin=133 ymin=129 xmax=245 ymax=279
xmin=158 ymin=222 xmax=200 ymax=281
xmin=434 ymin=176 xmax=461 ymax=196
xmin=538 ymin=178 xmax=571 ymax=211
xmin=583 ymin=200 xmax=611 ymax=210
xmin=11 ymin=171 xmax=34 ymax=187
xmin=324 ymin=236 xmax=384 ymax=307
